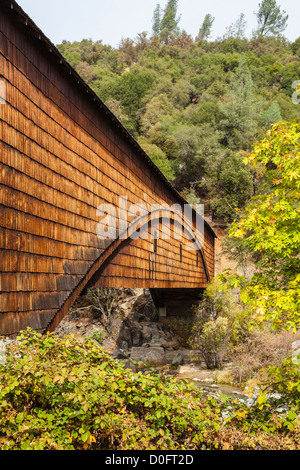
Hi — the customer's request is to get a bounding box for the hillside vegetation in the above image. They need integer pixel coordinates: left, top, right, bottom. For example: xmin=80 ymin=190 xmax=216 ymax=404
xmin=57 ymin=0 xmax=300 ymax=221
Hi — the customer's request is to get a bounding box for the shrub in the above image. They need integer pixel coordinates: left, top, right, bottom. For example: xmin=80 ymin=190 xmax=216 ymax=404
xmin=189 ymin=279 xmax=251 ymax=368
xmin=0 ymin=329 xmax=224 ymax=450
xmin=1 ymin=329 xmax=300 ymax=450
xmin=198 ymin=317 xmax=229 ymax=369
xmin=86 ymin=288 xmax=120 ymax=333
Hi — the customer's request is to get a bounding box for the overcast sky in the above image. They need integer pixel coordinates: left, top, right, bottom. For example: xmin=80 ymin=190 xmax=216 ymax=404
xmin=16 ymin=0 xmax=300 ymax=47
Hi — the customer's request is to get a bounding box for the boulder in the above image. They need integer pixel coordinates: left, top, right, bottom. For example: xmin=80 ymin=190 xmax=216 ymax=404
xmin=171 ymin=352 xmax=184 ymax=367
xmin=292 ymin=340 xmax=300 ymax=351
xmin=112 ymin=348 xmax=129 ymax=360
xmin=117 ymin=323 xmax=133 ymax=350
xmin=130 ymin=346 xmax=166 ymax=366
xmin=132 ymin=294 xmax=158 ymax=323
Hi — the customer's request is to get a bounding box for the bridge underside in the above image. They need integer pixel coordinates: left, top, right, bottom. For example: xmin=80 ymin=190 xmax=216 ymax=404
xmin=150 ymin=288 xmax=204 ymax=318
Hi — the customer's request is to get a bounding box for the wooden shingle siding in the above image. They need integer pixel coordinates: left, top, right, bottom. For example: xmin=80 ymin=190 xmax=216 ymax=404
xmin=0 ymin=0 xmax=216 ymax=336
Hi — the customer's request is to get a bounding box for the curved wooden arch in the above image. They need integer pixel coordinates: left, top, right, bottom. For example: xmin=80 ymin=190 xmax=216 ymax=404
xmin=46 ymin=209 xmax=210 ymax=332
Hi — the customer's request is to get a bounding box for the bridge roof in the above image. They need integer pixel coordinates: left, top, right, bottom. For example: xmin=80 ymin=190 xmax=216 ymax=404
xmin=2 ymin=0 xmax=217 ymax=239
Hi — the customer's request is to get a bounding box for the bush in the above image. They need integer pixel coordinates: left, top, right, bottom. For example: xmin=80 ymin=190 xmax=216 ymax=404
xmin=189 ymin=279 xmax=251 ymax=368
xmin=1 ymin=329 xmax=300 ymax=450
xmin=0 ymin=329 xmax=224 ymax=450
xmin=198 ymin=317 xmax=229 ymax=369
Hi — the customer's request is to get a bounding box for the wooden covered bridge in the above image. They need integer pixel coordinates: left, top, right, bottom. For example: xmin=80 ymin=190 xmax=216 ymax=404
xmin=0 ymin=0 xmax=216 ymax=336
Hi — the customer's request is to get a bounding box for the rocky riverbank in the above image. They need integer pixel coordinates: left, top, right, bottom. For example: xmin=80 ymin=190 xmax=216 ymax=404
xmin=53 ymin=289 xmax=205 ymax=371
xmin=53 ymin=288 xmax=237 ymax=389
xmin=0 ymin=289 xmax=225 ymax=385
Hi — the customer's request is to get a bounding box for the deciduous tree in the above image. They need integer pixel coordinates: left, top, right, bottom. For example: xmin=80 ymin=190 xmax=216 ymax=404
xmin=223 ymin=120 xmax=300 ymax=330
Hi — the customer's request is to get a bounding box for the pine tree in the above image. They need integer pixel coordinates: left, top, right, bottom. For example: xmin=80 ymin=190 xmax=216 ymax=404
xmin=219 ymin=55 xmax=262 ymax=148
xmin=160 ymin=0 xmax=181 ymax=36
xmin=152 ymin=4 xmax=162 ymax=36
xmin=263 ymin=101 xmax=282 ymax=129
xmin=197 ymin=14 xmax=215 ymax=41
xmin=255 ymin=0 xmax=288 ymax=36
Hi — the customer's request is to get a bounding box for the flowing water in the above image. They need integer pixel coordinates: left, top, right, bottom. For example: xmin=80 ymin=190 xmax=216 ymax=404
xmin=191 ymin=379 xmax=248 ymax=402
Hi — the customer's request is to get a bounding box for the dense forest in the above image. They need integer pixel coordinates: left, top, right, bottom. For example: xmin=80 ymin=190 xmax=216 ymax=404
xmin=57 ymin=0 xmax=300 ymax=221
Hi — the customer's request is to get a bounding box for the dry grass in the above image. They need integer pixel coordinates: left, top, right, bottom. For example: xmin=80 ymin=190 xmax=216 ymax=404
xmin=229 ymin=326 xmax=300 ymax=386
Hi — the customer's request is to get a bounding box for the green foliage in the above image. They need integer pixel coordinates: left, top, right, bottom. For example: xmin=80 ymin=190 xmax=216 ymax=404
xmin=218 ymin=55 xmax=262 ymax=149
xmin=261 ymin=358 xmax=300 ymax=411
xmin=227 ymin=356 xmax=300 ymax=443
xmin=90 ymin=330 xmax=107 ymax=345
xmin=189 ymin=280 xmax=251 ymax=368
xmin=197 ymin=14 xmax=215 ymax=41
xmin=160 ymin=0 xmax=181 ymax=36
xmin=138 ymin=137 xmax=175 ymax=180
xmin=57 ymin=10 xmax=300 ymax=221
xmin=195 ymin=278 xmax=237 ymax=322
xmin=280 ymin=62 xmax=300 ymax=96
xmin=290 ymin=38 xmax=300 ymax=58
xmin=197 ymin=317 xmax=230 ymax=369
xmin=0 ymin=329 xmax=225 ymax=450
xmin=221 ymin=120 xmax=300 ymax=330
xmin=204 ymin=151 xmax=253 ymax=221
xmin=115 ymin=69 xmax=155 ymax=117
xmin=254 ymin=0 xmax=288 ymax=37
xmin=152 ymin=4 xmax=162 ymax=36
xmin=2 ymin=330 xmax=300 ymax=450
xmin=262 ymin=101 xmax=282 ymax=128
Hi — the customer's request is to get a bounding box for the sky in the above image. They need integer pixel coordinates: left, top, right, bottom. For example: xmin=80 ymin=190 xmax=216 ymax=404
xmin=16 ymin=0 xmax=300 ymax=47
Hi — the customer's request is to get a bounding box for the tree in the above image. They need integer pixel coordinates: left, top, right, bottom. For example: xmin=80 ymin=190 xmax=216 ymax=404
xmin=222 ymin=120 xmax=300 ymax=331
xmin=135 ymin=32 xmax=150 ymax=59
xmin=224 ymin=13 xmax=247 ymax=39
xmin=160 ymin=0 xmax=181 ymax=36
xmin=138 ymin=137 xmax=175 ymax=180
xmin=115 ymin=69 xmax=154 ymax=117
xmin=104 ymin=98 xmax=130 ymax=127
xmin=262 ymin=101 xmax=282 ymax=129
xmin=205 ymin=151 xmax=253 ymax=221
xmin=234 ymin=13 xmax=247 ymax=38
xmin=118 ymin=37 xmax=136 ymax=67
xmin=172 ymin=124 xmax=221 ymax=188
xmin=152 ymin=4 xmax=162 ymax=36
xmin=254 ymin=0 xmax=288 ymax=36
xmin=140 ymin=93 xmax=177 ymax=137
xmin=197 ymin=14 xmax=215 ymax=41
xmin=291 ymin=37 xmax=300 ymax=58
xmin=219 ymin=55 xmax=262 ymax=149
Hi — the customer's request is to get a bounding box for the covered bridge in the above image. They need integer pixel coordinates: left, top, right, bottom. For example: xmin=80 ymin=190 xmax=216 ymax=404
xmin=0 ymin=0 xmax=216 ymax=336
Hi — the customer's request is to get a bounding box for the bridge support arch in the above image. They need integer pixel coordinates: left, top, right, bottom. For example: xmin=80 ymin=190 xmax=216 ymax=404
xmin=47 ymin=209 xmax=210 ymax=332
